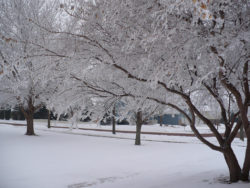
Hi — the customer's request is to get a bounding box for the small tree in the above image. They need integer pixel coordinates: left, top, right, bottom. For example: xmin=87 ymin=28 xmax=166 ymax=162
xmin=118 ymin=97 xmax=162 ymax=145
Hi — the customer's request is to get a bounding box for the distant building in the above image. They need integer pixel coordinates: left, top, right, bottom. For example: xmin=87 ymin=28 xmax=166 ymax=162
xmin=156 ymin=109 xmax=223 ymax=126
xmin=156 ymin=114 xmax=182 ymax=125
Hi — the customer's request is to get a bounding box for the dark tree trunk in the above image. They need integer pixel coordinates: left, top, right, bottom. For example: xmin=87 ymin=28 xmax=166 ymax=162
xmin=20 ymin=97 xmax=36 ymax=136
xmin=240 ymin=124 xmax=244 ymax=141
xmin=241 ymin=138 xmax=250 ymax=181
xmin=135 ymin=111 xmax=142 ymax=145
xmin=159 ymin=115 xmax=163 ymax=127
xmin=223 ymin=146 xmax=242 ymax=182
xmin=24 ymin=113 xmax=35 ymax=135
xmin=48 ymin=109 xmax=51 ymax=129
xmin=112 ymin=106 xmax=116 ymax=134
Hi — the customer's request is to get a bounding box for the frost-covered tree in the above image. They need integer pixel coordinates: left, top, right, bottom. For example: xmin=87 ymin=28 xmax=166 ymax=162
xmin=118 ymin=97 xmax=163 ymax=145
xmin=150 ymin=0 xmax=250 ymax=181
xmin=0 ymin=0 xmax=60 ymax=135
xmin=55 ymin=0 xmax=249 ymax=182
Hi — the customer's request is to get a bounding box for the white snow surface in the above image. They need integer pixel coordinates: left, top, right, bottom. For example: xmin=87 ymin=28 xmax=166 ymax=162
xmin=0 ymin=120 xmax=248 ymax=188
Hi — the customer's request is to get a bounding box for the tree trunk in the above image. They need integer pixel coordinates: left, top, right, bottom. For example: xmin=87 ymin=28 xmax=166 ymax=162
xmin=20 ymin=97 xmax=36 ymax=136
xmin=159 ymin=115 xmax=163 ymax=127
xmin=25 ymin=113 xmax=35 ymax=135
xmin=240 ymin=124 xmax=244 ymax=141
xmin=48 ymin=109 xmax=51 ymax=129
xmin=135 ymin=111 xmax=142 ymax=145
xmin=241 ymin=138 xmax=250 ymax=181
xmin=223 ymin=146 xmax=242 ymax=182
xmin=112 ymin=106 xmax=116 ymax=134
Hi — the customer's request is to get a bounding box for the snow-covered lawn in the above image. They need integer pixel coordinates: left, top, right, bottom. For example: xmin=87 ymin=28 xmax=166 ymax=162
xmin=0 ymin=119 xmax=228 ymax=133
xmin=0 ymin=119 xmax=246 ymax=146
xmin=0 ymin=122 xmax=248 ymax=188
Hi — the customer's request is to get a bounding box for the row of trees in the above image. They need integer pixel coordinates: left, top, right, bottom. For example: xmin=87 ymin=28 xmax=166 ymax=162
xmin=0 ymin=0 xmax=249 ymax=182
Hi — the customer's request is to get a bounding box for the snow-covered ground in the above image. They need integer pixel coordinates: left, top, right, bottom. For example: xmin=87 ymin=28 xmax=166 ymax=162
xmin=0 ymin=121 xmax=248 ymax=188
xmin=0 ymin=119 xmax=246 ymax=146
xmin=0 ymin=119 xmax=227 ymax=133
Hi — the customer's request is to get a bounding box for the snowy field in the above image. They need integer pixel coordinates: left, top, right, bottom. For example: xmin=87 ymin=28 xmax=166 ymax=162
xmin=0 ymin=119 xmax=228 ymax=133
xmin=0 ymin=119 xmax=246 ymax=146
xmin=0 ymin=121 xmax=249 ymax=188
